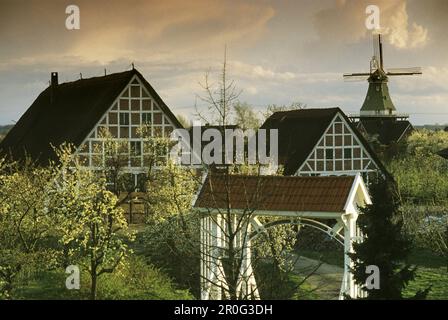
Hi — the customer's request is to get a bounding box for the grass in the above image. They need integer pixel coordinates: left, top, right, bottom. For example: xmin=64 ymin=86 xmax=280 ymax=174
xmin=404 ymin=249 xmax=448 ymax=300
xmin=404 ymin=267 xmax=448 ymax=299
xmin=5 ymin=228 xmax=446 ymax=300
xmin=15 ymin=271 xmax=81 ymax=300
xmin=298 ymin=247 xmax=448 ymax=300
xmin=13 ymin=255 xmax=194 ymax=300
xmin=297 ymin=249 xmax=344 ymax=268
xmin=289 ymin=274 xmax=321 ymax=300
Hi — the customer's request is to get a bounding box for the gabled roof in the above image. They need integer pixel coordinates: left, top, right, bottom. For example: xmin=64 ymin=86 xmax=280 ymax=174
xmin=260 ymin=107 xmax=388 ymax=176
xmin=357 ymin=118 xmax=413 ymax=145
xmin=261 ymin=108 xmax=338 ymax=175
xmin=0 ymin=69 xmax=182 ymax=165
xmin=194 ymin=174 xmax=357 ymax=213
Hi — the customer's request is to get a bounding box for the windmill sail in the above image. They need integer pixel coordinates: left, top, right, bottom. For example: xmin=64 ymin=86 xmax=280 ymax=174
xmin=343 ymin=73 xmax=370 ymax=82
xmin=373 ymin=34 xmax=381 ymax=70
xmin=343 ymin=33 xmax=422 ymax=117
xmin=387 ymin=67 xmax=422 ymax=76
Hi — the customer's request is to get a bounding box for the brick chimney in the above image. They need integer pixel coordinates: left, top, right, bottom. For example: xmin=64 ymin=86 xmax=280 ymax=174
xmin=50 ymin=72 xmax=58 ymax=103
xmin=51 ymin=72 xmax=58 ymax=86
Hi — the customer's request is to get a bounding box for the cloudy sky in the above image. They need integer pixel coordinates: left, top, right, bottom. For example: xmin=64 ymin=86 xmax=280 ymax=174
xmin=1 ymin=0 xmax=447 ymax=125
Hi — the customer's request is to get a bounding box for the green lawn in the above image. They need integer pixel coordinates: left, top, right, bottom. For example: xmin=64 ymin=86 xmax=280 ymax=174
xmin=289 ymin=274 xmax=321 ymax=300
xmin=297 ymin=249 xmax=344 ymax=268
xmin=298 ymin=248 xmax=448 ymax=300
xmin=404 ymin=249 xmax=448 ymax=300
xmin=15 ymin=271 xmax=81 ymax=300
xmin=13 ymin=255 xmax=194 ymax=300
xmin=7 ymin=238 xmax=446 ymax=300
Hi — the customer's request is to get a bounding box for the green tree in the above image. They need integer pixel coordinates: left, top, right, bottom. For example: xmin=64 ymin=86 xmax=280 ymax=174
xmin=405 ymin=129 xmax=448 ymax=155
xmin=350 ymin=177 xmax=429 ymax=299
xmin=263 ymin=101 xmax=307 ymax=121
xmin=142 ymin=160 xmax=201 ymax=295
xmin=145 ymin=160 xmax=199 ymax=224
xmin=233 ymin=102 xmax=261 ymax=130
xmin=388 ymin=129 xmax=448 ymax=263
xmin=0 ymin=157 xmax=60 ymax=298
xmin=54 ymin=145 xmax=134 ymax=300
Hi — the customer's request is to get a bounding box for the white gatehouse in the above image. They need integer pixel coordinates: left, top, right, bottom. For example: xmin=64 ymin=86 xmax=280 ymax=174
xmin=194 ymin=173 xmax=371 ymax=300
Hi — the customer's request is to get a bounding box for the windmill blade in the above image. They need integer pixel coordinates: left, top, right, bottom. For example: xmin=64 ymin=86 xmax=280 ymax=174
xmin=343 ymin=73 xmax=370 ymax=81
xmin=343 ymin=72 xmax=371 ymax=77
xmin=372 ymin=33 xmax=384 ymax=70
xmin=387 ymin=67 xmax=422 ymax=76
xmin=344 ymin=77 xmax=368 ymax=82
xmin=373 ymin=34 xmax=381 ymax=66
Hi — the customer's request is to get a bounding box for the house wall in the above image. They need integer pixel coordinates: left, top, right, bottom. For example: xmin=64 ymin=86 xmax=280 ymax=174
xmin=74 ymin=75 xmax=179 ymax=186
xmin=295 ymin=113 xmax=380 ymax=182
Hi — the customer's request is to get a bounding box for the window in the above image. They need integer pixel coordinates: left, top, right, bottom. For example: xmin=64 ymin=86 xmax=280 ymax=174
xmin=130 ymin=141 xmax=142 ymax=156
xmin=344 ymin=148 xmax=352 ymax=159
xmin=142 ymin=113 xmax=152 ymax=124
xmin=326 ymin=149 xmax=333 ymax=160
xmin=119 ymin=113 xmax=129 ymax=126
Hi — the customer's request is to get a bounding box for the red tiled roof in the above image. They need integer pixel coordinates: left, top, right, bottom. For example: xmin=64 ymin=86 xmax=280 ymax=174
xmin=194 ymin=174 xmax=356 ymax=213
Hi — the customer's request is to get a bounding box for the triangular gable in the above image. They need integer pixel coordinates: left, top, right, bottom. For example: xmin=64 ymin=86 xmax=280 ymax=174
xmin=260 ymin=108 xmax=339 ymax=175
xmin=343 ymin=173 xmax=372 ymax=214
xmin=296 ymin=112 xmax=383 ymax=176
xmin=76 ymin=72 xmax=183 ymax=169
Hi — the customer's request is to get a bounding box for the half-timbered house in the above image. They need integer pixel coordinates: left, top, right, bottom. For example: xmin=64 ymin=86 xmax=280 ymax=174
xmin=260 ymin=107 xmax=389 ymax=182
xmin=0 ymin=69 xmax=183 ymax=186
